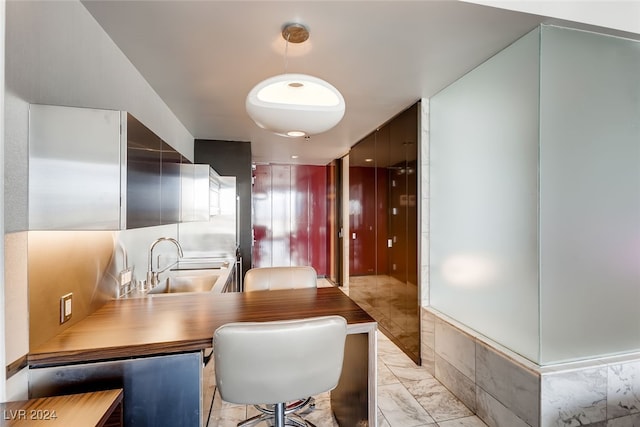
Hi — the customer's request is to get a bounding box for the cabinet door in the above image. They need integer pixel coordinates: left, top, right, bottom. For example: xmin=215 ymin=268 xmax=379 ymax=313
xmin=28 ymin=104 xmax=122 ymax=230
xmin=161 ymin=142 xmax=181 ymax=224
xmin=180 ymin=162 xmax=196 ymax=222
xmin=126 ymin=114 xmax=162 ymax=229
xmin=126 ymin=115 xmax=186 ymax=228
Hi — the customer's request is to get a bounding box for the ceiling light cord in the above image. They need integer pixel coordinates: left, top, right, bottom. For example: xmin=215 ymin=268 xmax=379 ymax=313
xmin=284 ymin=32 xmax=290 ymax=74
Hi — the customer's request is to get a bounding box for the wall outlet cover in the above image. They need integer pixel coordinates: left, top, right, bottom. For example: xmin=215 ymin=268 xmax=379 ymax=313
xmin=60 ymin=293 xmax=72 ymax=324
xmin=120 ymin=268 xmax=133 ymax=286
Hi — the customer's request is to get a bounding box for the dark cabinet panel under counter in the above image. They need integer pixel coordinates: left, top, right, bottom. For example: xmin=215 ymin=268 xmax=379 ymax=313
xmin=29 ymin=354 xmax=199 ymax=427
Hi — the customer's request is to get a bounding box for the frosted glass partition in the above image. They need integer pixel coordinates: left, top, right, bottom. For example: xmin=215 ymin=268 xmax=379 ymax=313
xmin=429 ymin=29 xmax=541 ymax=362
xmin=539 ymin=27 xmax=640 ymax=364
xmin=430 ymin=24 xmax=640 ymax=365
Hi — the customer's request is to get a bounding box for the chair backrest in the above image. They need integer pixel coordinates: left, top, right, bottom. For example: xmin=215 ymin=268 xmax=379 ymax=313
xmin=243 ymin=266 xmax=317 ymax=292
xmin=213 ymin=315 xmax=347 ymax=405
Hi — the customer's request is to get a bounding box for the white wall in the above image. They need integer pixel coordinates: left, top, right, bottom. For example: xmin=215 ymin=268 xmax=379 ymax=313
xmin=3 ymin=0 xmax=194 ymax=400
xmin=0 ymin=0 xmax=6 ymax=402
xmin=464 ymin=0 xmax=640 ymax=35
xmin=5 ymin=0 xmax=194 ymax=232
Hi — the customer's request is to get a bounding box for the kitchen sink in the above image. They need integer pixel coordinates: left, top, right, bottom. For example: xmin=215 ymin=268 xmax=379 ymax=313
xmin=172 ymin=258 xmax=230 ymax=271
xmin=147 ymin=270 xmax=219 ymax=294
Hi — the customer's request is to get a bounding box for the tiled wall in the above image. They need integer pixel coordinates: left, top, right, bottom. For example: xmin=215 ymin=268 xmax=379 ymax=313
xmin=421 ymin=308 xmax=536 ymax=425
xmin=541 ymin=356 xmax=640 ymax=426
xmin=421 ymin=307 xmax=640 ymax=427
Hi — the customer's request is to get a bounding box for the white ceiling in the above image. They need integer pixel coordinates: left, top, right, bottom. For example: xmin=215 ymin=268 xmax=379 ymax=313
xmin=82 ymin=1 xmax=550 ymax=165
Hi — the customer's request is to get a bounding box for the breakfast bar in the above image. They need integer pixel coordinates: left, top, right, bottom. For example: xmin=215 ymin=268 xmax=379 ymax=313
xmin=28 ymin=287 xmax=377 ymax=427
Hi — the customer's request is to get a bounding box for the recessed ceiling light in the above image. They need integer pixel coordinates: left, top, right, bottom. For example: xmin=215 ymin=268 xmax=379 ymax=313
xmin=365 ymin=158 xmax=373 ymax=162
xmin=291 ymin=155 xmax=299 ymax=159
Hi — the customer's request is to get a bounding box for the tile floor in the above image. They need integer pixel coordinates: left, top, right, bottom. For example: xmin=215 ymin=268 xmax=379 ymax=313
xmin=206 ymin=280 xmax=487 ymax=427
xmin=347 ymin=275 xmax=420 ymax=361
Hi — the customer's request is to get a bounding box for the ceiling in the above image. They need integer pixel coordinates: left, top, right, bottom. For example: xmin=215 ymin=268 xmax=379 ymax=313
xmin=82 ymin=1 xmax=548 ymax=165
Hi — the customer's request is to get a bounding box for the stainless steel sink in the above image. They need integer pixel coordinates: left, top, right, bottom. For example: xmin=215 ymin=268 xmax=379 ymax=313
xmin=173 ymin=258 xmax=230 ymax=270
xmin=147 ymin=270 xmax=219 ymax=294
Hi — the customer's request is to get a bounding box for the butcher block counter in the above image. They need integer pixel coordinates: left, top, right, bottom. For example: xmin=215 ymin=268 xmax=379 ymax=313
xmin=27 ymin=287 xmax=378 ymax=427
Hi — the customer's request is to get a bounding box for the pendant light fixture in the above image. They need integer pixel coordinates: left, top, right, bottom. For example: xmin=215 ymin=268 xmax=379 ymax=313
xmin=246 ymin=23 xmax=346 ymax=138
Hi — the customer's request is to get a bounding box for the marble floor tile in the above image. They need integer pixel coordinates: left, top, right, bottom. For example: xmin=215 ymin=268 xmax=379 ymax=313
xmin=377 ymin=408 xmax=392 ymax=427
xmin=300 ymin=393 xmax=339 ymax=427
xmin=404 ymin=378 xmax=474 ymax=422
xmin=438 ymin=416 xmax=490 ymax=427
xmin=208 ymin=405 xmax=248 ymax=427
xmin=380 ymin=345 xmax=418 ymax=368
xmin=208 ymin=330 xmax=486 ymax=427
xmin=210 ymin=389 xmax=245 ymax=413
xmin=378 ymin=383 xmax=436 ymax=426
xmin=386 ymin=360 xmax=435 ymax=384
xmin=379 ymin=360 xmax=402 ymax=386
xmin=348 ymin=274 xmax=420 ymax=362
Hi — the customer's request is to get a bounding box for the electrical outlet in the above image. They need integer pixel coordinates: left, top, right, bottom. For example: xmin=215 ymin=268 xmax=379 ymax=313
xmin=60 ymin=293 xmax=72 ymax=324
xmin=118 ymin=268 xmax=134 ymax=297
xmin=121 ymin=269 xmax=133 ymax=285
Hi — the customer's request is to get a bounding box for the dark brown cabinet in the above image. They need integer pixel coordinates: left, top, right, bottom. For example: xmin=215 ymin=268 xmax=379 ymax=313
xmin=126 ymin=115 xmax=182 ymax=229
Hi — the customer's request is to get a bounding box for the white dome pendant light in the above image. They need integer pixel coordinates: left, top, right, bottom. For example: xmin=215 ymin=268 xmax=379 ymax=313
xmin=246 ymin=23 xmax=346 ymax=138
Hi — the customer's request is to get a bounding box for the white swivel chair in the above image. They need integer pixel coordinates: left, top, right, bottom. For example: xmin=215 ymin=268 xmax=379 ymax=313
xmin=243 ymin=266 xmax=318 ymax=292
xmin=242 ymin=265 xmax=320 ymax=418
xmin=213 ymin=316 xmax=347 ymax=427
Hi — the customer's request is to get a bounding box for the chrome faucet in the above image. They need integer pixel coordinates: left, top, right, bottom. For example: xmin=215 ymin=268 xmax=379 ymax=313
xmin=147 ymin=237 xmax=184 ymax=288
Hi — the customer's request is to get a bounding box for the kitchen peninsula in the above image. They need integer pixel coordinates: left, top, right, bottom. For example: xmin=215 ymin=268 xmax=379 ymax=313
xmin=28 ymin=287 xmax=378 ymax=427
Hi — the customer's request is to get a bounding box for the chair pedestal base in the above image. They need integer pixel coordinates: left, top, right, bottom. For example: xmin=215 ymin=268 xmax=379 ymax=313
xmin=252 ymin=397 xmax=314 ymax=417
xmin=237 ymin=400 xmax=317 ymax=427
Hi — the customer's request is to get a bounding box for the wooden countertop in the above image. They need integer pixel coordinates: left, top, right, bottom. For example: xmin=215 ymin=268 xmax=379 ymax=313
xmin=28 ymin=287 xmax=375 ymax=368
xmin=0 ymin=389 xmax=123 ymax=426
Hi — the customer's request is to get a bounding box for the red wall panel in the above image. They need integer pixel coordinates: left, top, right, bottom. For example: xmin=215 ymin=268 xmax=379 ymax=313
xmin=252 ymin=164 xmax=328 ymax=275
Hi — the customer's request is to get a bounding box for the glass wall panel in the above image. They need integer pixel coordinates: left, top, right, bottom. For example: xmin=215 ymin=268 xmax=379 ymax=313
xmin=539 ymin=26 xmax=640 ymax=364
xmin=430 ymin=24 xmax=640 ymax=365
xmin=429 ymin=29 xmax=541 ymax=362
